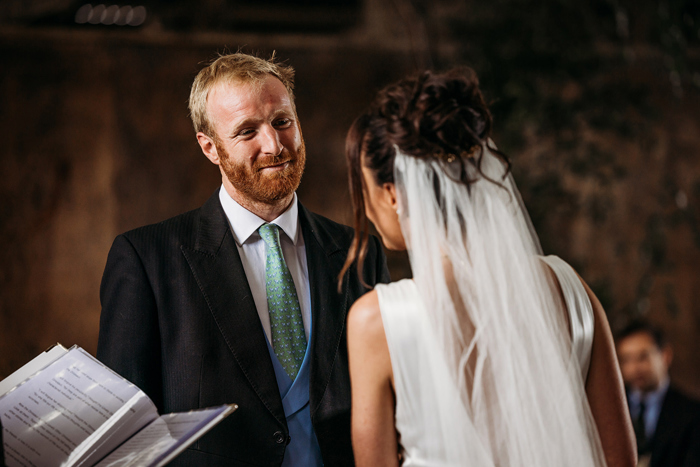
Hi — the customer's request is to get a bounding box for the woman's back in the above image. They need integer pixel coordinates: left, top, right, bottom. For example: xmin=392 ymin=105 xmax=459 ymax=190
xmin=376 ymin=255 xmax=596 ymax=465
xmin=344 ymin=67 xmax=636 ymax=467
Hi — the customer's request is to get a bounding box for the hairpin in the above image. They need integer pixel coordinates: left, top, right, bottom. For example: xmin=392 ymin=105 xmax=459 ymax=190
xmin=462 ymin=144 xmax=481 ymax=159
xmin=435 ymin=144 xmax=481 ymax=162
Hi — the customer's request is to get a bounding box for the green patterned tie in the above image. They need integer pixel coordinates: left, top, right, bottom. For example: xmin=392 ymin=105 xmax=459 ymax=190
xmin=258 ymin=223 xmax=307 ymax=380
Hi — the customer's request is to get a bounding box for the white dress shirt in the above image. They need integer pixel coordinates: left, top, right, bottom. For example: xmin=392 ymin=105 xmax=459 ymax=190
xmin=219 ymin=186 xmax=311 ymax=343
xmin=628 ymin=377 xmax=670 ymax=441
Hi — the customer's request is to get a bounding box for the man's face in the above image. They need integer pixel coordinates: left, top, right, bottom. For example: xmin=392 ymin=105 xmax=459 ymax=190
xmin=617 ymin=331 xmax=671 ymax=394
xmin=205 ymin=75 xmax=305 ymax=205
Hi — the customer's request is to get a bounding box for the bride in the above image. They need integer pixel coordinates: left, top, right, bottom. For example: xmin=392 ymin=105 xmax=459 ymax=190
xmin=340 ymin=68 xmax=636 ymax=466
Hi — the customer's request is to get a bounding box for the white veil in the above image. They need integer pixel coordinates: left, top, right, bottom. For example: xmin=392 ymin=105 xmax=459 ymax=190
xmin=392 ymin=142 xmax=607 ymax=466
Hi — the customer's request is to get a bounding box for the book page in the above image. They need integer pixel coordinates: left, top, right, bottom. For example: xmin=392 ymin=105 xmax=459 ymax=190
xmin=0 ymin=344 xmax=68 ymax=398
xmin=67 ymin=392 xmax=157 ymax=467
xmin=0 ymin=347 xmax=157 ymax=467
xmin=94 ymin=405 xmax=236 ymax=467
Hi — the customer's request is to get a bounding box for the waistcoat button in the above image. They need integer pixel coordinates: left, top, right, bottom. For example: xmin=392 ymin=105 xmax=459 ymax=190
xmin=273 ymin=431 xmax=285 ymax=444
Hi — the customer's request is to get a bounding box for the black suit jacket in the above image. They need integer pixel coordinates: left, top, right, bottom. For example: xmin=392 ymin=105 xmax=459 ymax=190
xmin=97 ymin=191 xmax=390 ymax=466
xmin=648 ymin=386 xmax=700 ymax=467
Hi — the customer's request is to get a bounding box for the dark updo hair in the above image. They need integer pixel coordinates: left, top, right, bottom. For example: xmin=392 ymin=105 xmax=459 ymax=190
xmin=339 ymin=67 xmax=511 ymax=286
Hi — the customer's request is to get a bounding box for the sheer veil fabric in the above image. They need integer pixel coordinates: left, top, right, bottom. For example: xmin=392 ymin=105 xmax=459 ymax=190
xmin=391 ymin=142 xmax=607 ymax=465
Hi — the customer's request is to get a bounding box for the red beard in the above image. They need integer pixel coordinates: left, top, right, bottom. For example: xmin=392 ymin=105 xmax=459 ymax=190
xmin=218 ymin=139 xmax=306 ymax=204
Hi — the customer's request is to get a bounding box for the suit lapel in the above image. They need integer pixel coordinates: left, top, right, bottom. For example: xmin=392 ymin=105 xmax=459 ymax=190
xmin=298 ymin=203 xmax=351 ymax=414
xmin=181 ymin=191 xmax=286 ymax=426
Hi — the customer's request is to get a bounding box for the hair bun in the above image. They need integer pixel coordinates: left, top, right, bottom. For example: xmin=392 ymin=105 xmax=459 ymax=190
xmin=374 ymin=68 xmax=492 ymax=160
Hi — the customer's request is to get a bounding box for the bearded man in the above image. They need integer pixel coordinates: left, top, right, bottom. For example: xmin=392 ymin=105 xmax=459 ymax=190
xmin=97 ymin=53 xmax=390 ymax=467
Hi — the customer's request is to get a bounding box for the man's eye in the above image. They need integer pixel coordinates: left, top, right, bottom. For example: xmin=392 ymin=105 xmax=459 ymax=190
xmin=274 ymin=119 xmax=292 ymax=128
xmin=238 ymin=129 xmax=254 ymax=136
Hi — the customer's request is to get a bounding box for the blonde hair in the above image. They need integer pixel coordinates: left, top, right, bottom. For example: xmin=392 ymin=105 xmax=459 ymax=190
xmin=188 ymin=52 xmax=295 ymax=137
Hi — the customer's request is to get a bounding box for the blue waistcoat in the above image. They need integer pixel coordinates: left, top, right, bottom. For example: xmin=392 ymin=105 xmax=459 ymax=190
xmin=265 ymin=329 xmax=323 ymax=466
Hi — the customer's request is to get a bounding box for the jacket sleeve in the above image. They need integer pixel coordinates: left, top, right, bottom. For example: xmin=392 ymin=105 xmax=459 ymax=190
xmin=97 ymin=234 xmax=163 ymax=411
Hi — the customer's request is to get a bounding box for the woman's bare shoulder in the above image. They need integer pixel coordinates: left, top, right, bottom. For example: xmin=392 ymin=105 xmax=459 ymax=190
xmin=348 ymin=289 xmax=385 ymax=342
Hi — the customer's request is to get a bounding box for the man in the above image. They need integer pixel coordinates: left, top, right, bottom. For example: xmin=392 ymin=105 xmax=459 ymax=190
xmin=616 ymin=321 xmax=700 ymax=467
xmin=97 ymin=53 xmax=390 ymax=466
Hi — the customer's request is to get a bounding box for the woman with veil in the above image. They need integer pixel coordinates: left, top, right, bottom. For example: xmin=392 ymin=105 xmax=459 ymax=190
xmin=340 ymin=68 xmax=636 ymax=466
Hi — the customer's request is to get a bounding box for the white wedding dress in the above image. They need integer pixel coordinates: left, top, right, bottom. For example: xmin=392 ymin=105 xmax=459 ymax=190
xmin=381 ymin=142 xmax=607 ymax=466
xmin=376 ymin=255 xmax=594 ymax=466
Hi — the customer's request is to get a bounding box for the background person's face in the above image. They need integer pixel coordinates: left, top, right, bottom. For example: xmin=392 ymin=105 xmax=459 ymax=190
xmin=207 ymin=75 xmax=305 ymax=205
xmin=617 ymin=332 xmax=671 ymax=394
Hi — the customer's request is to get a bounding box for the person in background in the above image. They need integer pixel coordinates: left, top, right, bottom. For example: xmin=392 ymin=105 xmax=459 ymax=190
xmin=617 ymin=320 xmax=700 ymax=467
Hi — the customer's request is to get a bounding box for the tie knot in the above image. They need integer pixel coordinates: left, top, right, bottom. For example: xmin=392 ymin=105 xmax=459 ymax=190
xmin=259 ymin=223 xmax=281 ymax=249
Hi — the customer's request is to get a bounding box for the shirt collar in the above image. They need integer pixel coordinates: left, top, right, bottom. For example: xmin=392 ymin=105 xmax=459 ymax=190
xmin=219 ymin=185 xmax=300 ymax=246
xmin=629 ymin=377 xmax=670 ymax=407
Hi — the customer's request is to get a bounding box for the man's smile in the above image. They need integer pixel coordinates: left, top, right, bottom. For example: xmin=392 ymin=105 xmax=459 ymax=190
xmin=258 ymin=160 xmax=291 ymax=172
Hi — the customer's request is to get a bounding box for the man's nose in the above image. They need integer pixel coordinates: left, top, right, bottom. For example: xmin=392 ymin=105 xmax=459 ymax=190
xmin=260 ymin=124 xmax=283 ymax=156
xmin=629 ymin=361 xmax=645 ymax=376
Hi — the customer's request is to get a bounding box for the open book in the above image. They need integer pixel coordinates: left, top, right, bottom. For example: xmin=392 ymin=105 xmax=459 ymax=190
xmin=0 ymin=345 xmax=236 ymax=467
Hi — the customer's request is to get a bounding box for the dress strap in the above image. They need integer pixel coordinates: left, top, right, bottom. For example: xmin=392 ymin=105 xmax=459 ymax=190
xmin=540 ymin=255 xmax=594 ymax=380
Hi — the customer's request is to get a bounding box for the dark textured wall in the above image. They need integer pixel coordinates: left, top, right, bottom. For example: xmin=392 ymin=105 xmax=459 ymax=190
xmin=1 ymin=0 xmax=699 ymax=397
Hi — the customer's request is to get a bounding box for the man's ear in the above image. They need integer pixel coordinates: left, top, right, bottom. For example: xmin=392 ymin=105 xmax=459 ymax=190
xmin=662 ymin=345 xmax=673 ymax=368
xmin=197 ymin=132 xmax=220 ymax=166
xmin=382 ymin=183 xmax=399 ymax=211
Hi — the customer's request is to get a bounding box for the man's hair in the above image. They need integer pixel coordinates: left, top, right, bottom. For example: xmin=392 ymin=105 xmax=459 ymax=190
xmin=188 ymin=52 xmax=295 ymax=137
xmin=616 ymin=320 xmax=667 ymax=349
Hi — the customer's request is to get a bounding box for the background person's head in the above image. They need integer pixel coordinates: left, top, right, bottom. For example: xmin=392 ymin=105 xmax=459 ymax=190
xmin=189 ymin=53 xmax=305 ymax=215
xmin=616 ymin=321 xmax=673 ymax=395
xmin=340 ymin=67 xmax=507 ymax=281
